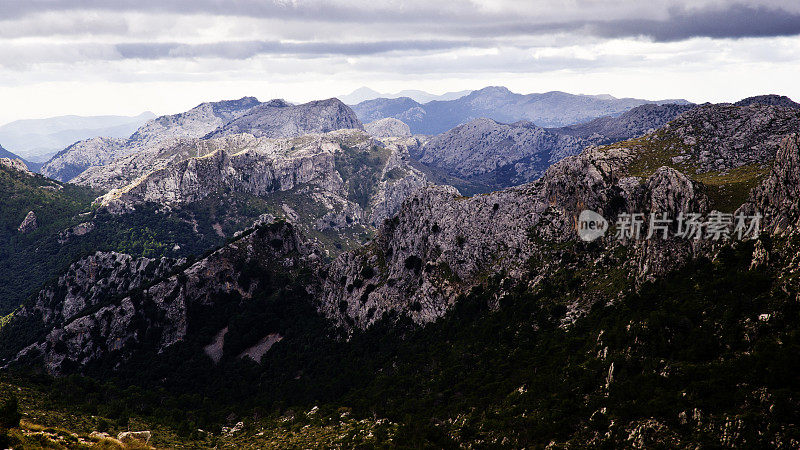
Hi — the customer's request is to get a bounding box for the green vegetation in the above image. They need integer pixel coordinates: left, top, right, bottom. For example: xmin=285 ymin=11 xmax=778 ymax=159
xmin=0 ymin=169 xmax=279 ymax=315
xmin=618 ymin=132 xmax=769 ymax=212
xmin=0 ymin=166 xmax=98 ymax=313
xmin=2 ymin=234 xmax=798 ymax=447
xmin=694 ymin=163 xmax=769 ymax=212
xmin=335 ymin=144 xmax=390 ymax=209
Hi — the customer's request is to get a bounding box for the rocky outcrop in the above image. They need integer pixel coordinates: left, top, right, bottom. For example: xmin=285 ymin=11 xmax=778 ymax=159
xmin=7 ymin=98 xmax=800 ymax=375
xmin=18 ymin=252 xmax=182 ymax=332
xmin=662 ymin=103 xmax=800 ymax=173
xmin=319 ymin=140 xmax=709 ymax=328
xmin=410 ymin=104 xmax=696 ymax=192
xmin=68 ymin=99 xmax=364 ymax=191
xmin=70 ymin=136 xmax=219 ymax=191
xmin=40 ymin=137 xmax=128 ymax=182
xmin=17 ymin=211 xmax=37 ymax=233
xmin=364 ymin=118 xmax=412 ymax=138
xmin=96 ymin=130 xmax=427 ymax=240
xmin=321 ymin=103 xmax=800 ymax=328
xmin=0 ymin=157 xmax=32 ymax=175
xmin=130 ymin=97 xmax=261 ymax=147
xmin=206 ymin=98 xmax=363 ymax=139
xmin=738 ymin=134 xmax=800 ymax=234
xmin=6 ymin=222 xmax=318 ymax=374
xmin=117 ymin=431 xmax=151 ymax=445
xmin=98 ymin=133 xmax=343 ymax=209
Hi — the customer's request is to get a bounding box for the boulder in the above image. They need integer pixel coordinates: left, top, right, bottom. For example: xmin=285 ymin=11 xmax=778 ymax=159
xmin=18 ymin=211 xmax=37 ymax=233
xmin=117 ymin=430 xmax=151 ymax=444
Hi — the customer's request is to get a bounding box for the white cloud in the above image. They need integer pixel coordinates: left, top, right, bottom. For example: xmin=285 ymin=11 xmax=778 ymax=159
xmin=0 ymin=1 xmax=799 ymax=125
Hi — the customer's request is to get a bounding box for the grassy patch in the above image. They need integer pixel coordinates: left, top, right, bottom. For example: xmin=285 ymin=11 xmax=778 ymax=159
xmin=610 ymin=133 xmax=770 ymax=212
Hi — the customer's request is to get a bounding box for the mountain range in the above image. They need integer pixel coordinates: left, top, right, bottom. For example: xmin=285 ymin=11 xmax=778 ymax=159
xmin=351 ymin=86 xmax=691 ymax=134
xmin=338 ymin=86 xmax=472 ymax=104
xmin=40 ymin=98 xmax=362 ymax=184
xmin=0 ymin=112 xmax=155 ymax=163
xmin=2 ymin=91 xmax=800 ymax=447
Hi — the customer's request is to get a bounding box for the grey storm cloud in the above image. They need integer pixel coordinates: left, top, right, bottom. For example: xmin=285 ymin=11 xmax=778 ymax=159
xmin=2 ymin=1 xmax=800 ymax=43
xmin=443 ymin=4 xmax=800 ymax=42
xmin=595 ymin=4 xmax=800 ymax=42
xmin=114 ymin=39 xmax=485 ymax=60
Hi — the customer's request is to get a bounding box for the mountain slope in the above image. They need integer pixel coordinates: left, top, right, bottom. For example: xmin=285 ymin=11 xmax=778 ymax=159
xmin=364 ymin=118 xmax=412 ymax=138
xmin=412 ymin=118 xmax=585 ymax=189
xmin=412 ymin=103 xmax=697 ymax=192
xmin=95 ymin=130 xmax=427 ymax=248
xmin=49 ymin=98 xmax=365 ymax=187
xmin=0 ymin=160 xmax=98 ymax=312
xmin=552 ymin=103 xmax=696 ymax=143
xmin=40 ymin=98 xmax=260 ymax=183
xmin=7 ymin=99 xmax=798 ymax=367
xmin=4 ymin=98 xmax=800 ymax=448
xmin=735 ymin=94 xmax=800 ymax=108
xmin=4 ymin=132 xmax=800 ymax=446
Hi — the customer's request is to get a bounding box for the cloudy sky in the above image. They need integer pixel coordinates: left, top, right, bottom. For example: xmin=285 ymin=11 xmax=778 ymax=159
xmin=2 ymin=0 xmax=800 ymax=124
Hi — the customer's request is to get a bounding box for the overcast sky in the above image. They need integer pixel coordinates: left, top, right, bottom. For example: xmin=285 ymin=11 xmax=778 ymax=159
xmin=1 ymin=0 xmax=800 ymax=124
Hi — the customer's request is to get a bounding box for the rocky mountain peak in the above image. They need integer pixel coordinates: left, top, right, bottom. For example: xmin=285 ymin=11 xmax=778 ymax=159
xmin=365 ymin=118 xmax=412 ymax=138
xmin=40 ymin=97 xmax=263 ymax=182
xmin=205 ymin=98 xmax=363 ymax=140
xmin=734 ymin=94 xmax=800 ymax=109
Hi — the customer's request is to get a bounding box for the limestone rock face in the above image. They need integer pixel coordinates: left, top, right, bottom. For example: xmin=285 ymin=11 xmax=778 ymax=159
xmin=739 ymin=134 xmax=800 ymax=234
xmin=71 ymin=136 xmax=222 ymax=191
xmin=8 ymin=222 xmax=317 ymax=374
xmin=96 ymin=130 xmax=427 ymax=240
xmin=206 ymin=98 xmax=363 ymax=139
xmin=320 ymin=104 xmax=799 ymax=328
xmin=130 ymin=97 xmax=261 ymax=146
xmin=365 ymin=118 xmax=412 ymax=138
xmin=735 ymin=94 xmax=800 ymax=109
xmin=19 ymin=252 xmax=182 ymax=335
xmin=40 ymin=137 xmax=128 ymax=182
xmin=412 ymin=104 xmax=694 ymax=192
xmin=554 ymin=103 xmax=695 ymax=144
xmin=70 ymin=99 xmax=365 ymax=192
xmin=17 ymin=211 xmax=37 ymax=233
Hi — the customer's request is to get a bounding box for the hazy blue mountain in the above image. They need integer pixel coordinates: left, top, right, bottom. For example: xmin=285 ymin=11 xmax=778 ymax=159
xmin=351 ymin=86 xmax=691 ymax=134
xmin=339 ymin=86 xmax=472 ymax=104
xmin=0 ymin=142 xmax=41 ymax=171
xmin=0 ymin=112 xmax=156 ymax=162
xmin=551 ymin=103 xmax=696 ymax=143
